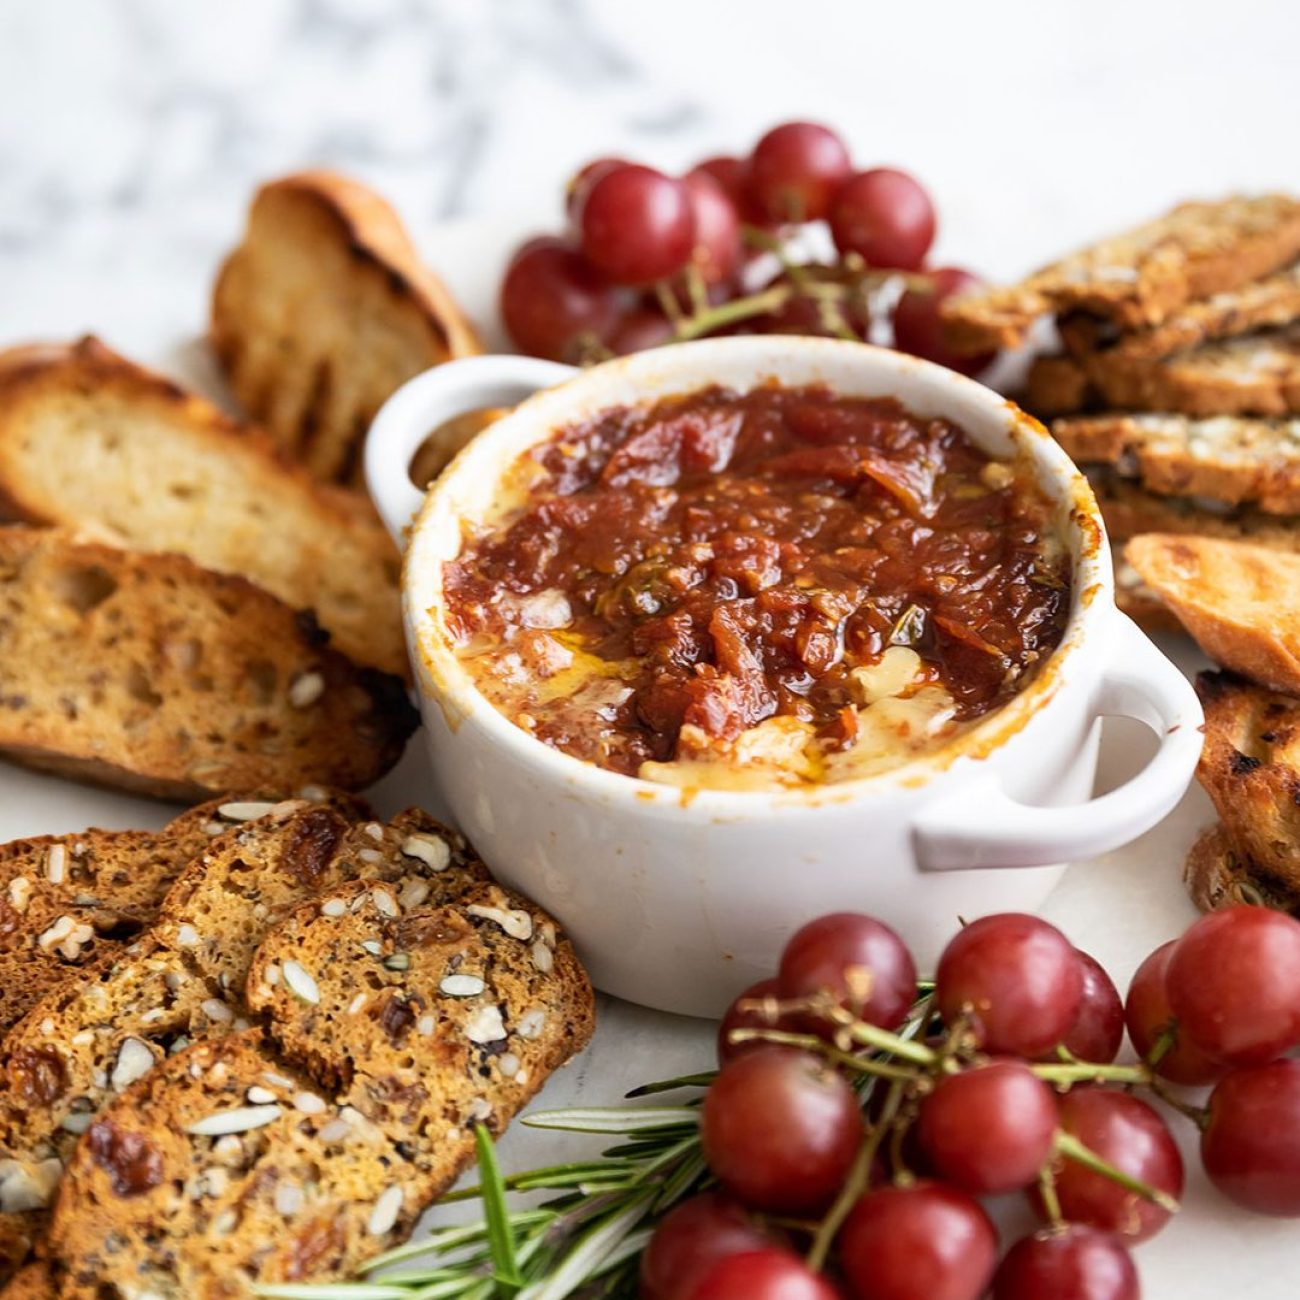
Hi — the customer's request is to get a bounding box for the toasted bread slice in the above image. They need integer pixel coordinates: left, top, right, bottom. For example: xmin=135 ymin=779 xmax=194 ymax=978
xmin=1110 ymin=542 xmax=1182 ymax=633
xmin=0 ymin=528 xmax=416 ymax=798
xmin=212 ymin=170 xmax=482 ymax=486
xmin=0 ymin=337 xmax=405 ymax=675
xmin=1087 ymin=472 xmax=1300 ymax=548
xmin=1125 ymin=535 xmax=1300 ymax=693
xmin=1027 ymin=323 xmax=1300 ymax=418
xmin=941 ymin=194 xmax=1300 ymax=353
xmin=1058 ymin=259 xmax=1300 ymax=361
xmin=1055 ymin=413 xmax=1300 ymax=515
xmin=1183 ymin=822 xmax=1300 ymax=914
xmin=0 ymin=1262 xmax=51 ymax=1297
xmin=1195 ymin=670 xmax=1300 ymax=894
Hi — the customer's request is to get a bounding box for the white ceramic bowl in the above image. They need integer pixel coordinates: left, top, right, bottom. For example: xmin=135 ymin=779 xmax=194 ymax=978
xmin=366 ymin=337 xmax=1202 ymax=1017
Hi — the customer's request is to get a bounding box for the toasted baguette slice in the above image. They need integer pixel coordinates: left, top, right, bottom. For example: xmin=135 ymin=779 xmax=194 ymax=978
xmin=1058 ymin=258 xmax=1300 ymax=361
xmin=0 ymin=528 xmax=416 ymax=798
xmin=1111 ymin=542 xmax=1182 ymax=633
xmin=0 ymin=809 xmax=355 ymax=1212
xmin=1125 ymin=535 xmax=1300 ymax=693
xmin=1194 ymin=672 xmax=1300 ymax=895
xmin=1183 ymin=823 xmax=1300 ymax=915
xmin=157 ymin=806 xmax=487 ymax=997
xmin=1027 ymin=323 xmax=1300 ymax=418
xmin=213 ymin=170 xmax=482 ymax=485
xmin=0 ymin=337 xmax=405 ymax=675
xmin=46 ymin=885 xmax=593 ymax=1296
xmin=941 ymin=194 xmax=1300 ymax=353
xmin=1055 ymin=413 xmax=1300 ymax=514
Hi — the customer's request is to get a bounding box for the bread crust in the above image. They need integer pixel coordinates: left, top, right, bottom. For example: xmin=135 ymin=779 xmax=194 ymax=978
xmin=0 ymin=336 xmax=407 ymax=677
xmin=1054 ymin=413 xmax=1300 ymax=515
xmin=1125 ymin=535 xmax=1300 ymax=694
xmin=1058 ymin=259 xmax=1300 ymax=362
xmin=941 ymin=194 xmax=1300 ymax=353
xmin=1027 ymin=323 xmax=1300 ymax=418
xmin=1087 ymin=473 xmax=1300 ymax=549
xmin=0 ymin=527 xmax=417 ymax=798
xmin=1194 ymin=670 xmax=1300 ymax=896
xmin=212 ymin=170 xmax=482 ymax=485
xmin=1183 ymin=822 xmax=1300 ymax=914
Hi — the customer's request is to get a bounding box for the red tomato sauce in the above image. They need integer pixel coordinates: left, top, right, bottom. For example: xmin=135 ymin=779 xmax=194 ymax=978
xmin=443 ymin=384 xmax=1070 ymax=781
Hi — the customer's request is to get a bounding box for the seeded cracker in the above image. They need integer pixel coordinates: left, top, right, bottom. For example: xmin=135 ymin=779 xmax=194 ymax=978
xmin=1053 ymin=413 xmax=1300 ymax=515
xmin=941 ymin=194 xmax=1300 ymax=353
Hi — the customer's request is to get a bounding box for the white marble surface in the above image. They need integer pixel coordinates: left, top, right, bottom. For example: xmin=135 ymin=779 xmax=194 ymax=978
xmin=2 ymin=3 xmax=1300 ymax=1294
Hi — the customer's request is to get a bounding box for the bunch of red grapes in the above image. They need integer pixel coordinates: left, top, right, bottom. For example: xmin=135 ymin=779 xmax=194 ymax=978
xmin=641 ymin=905 xmax=1300 ymax=1300
xmin=500 ymin=121 xmax=988 ymax=374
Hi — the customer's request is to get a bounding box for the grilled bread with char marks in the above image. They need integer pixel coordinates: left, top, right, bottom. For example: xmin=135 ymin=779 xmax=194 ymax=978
xmin=212 ymin=170 xmax=482 ymax=487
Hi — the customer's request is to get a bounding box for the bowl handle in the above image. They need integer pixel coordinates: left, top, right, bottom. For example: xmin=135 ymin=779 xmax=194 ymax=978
xmin=364 ymin=355 xmax=577 ymax=542
xmin=913 ymin=615 xmax=1204 ymax=871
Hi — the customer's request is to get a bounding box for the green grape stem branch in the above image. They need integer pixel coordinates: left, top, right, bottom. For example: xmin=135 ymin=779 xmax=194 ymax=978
xmin=254 ymin=983 xmax=1199 ymax=1300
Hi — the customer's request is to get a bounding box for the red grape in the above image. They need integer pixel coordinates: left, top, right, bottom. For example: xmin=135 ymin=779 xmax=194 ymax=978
xmin=679 ymin=1248 xmax=842 ymax=1300
xmin=578 ymin=163 xmax=695 ymax=285
xmin=917 ymin=1059 xmax=1058 ymax=1194
xmin=1165 ymin=905 xmax=1300 ymax=1066
xmin=606 ymin=307 xmax=676 ymax=356
xmin=692 ymin=155 xmax=760 ymax=222
xmin=639 ymin=1192 xmax=770 ymax=1300
xmin=499 ymin=236 xmax=622 ymax=361
xmin=749 ymin=121 xmax=853 ymax=223
xmin=1201 ymin=1059 xmax=1300 ymax=1216
xmin=1035 ymin=1088 xmax=1183 ymax=1242
xmin=993 ymin=1225 xmax=1139 ymax=1300
xmin=777 ymin=913 xmax=917 ymax=1036
xmin=718 ymin=977 xmax=800 ymax=1064
xmin=838 ymin=1180 xmax=998 ymax=1300
xmin=564 ymin=156 xmax=627 ymax=221
xmin=829 ymin=168 xmax=936 ymax=270
xmin=682 ymin=170 xmax=743 ymax=285
xmin=1059 ymin=950 xmax=1125 ymax=1065
xmin=935 ymin=913 xmax=1083 ymax=1057
xmin=700 ymin=1046 xmax=862 ymax=1215
xmin=892 ymin=267 xmax=993 ymax=376
xmin=1124 ymin=940 xmax=1226 ymax=1085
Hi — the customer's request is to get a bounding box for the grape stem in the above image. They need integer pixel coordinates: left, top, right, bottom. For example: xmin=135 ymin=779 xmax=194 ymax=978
xmin=1037 ymin=1163 xmax=1064 ymax=1227
xmin=726 ymin=1027 xmax=918 ymax=1081
xmin=1032 ymin=1061 xmax=1153 ymax=1086
xmin=806 ymin=1078 xmax=905 ymax=1272
xmin=672 ymin=284 xmax=792 ymax=341
xmin=1053 ymin=1131 xmax=1181 ymax=1213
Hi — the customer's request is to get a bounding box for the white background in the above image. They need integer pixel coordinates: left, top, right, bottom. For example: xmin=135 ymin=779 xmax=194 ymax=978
xmin=3 ymin=0 xmax=1299 ymax=356
xmin=1 ymin=3 xmax=1298 ymax=1296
